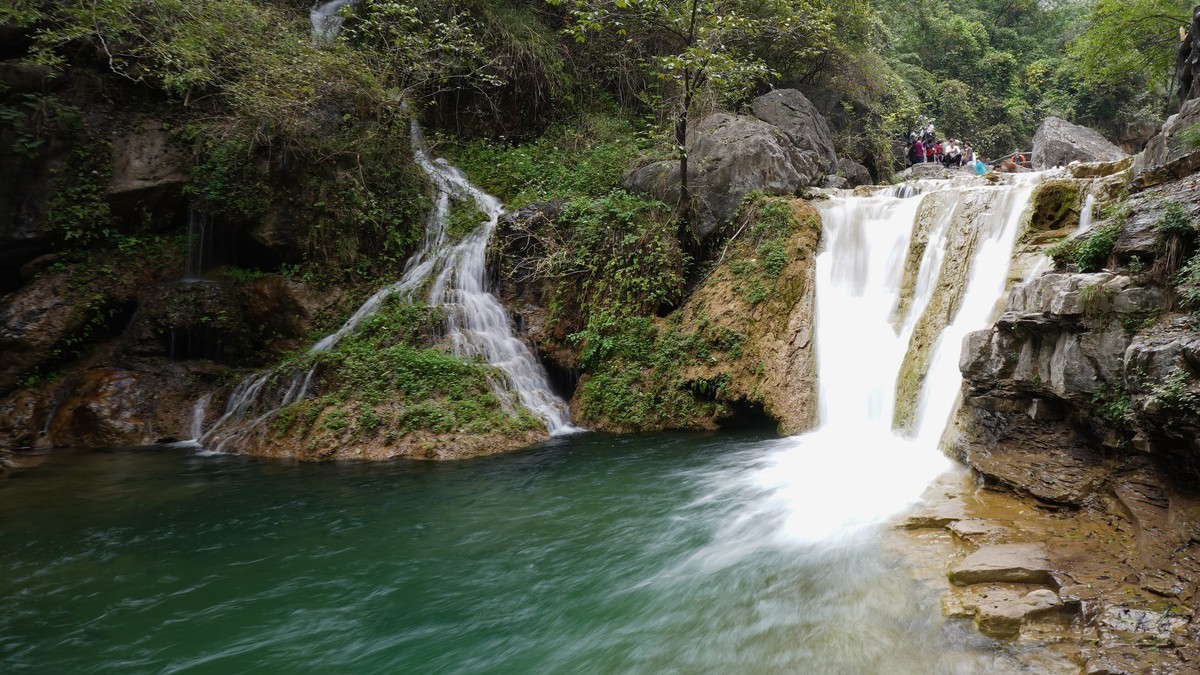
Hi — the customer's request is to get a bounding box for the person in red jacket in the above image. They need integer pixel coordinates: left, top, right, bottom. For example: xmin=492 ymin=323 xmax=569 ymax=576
xmin=911 ymin=138 xmax=925 ymax=164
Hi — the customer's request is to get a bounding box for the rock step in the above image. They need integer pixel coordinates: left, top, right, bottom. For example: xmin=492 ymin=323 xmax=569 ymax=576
xmin=949 ymin=543 xmax=1058 ymax=586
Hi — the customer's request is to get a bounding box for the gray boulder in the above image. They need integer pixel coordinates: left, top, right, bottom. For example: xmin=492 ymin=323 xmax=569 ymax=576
xmin=623 ymin=113 xmax=819 ymax=238
xmin=1131 ymin=97 xmax=1200 ymax=190
xmin=836 ymin=156 xmax=873 ymax=187
xmin=750 ymin=89 xmax=837 ymax=174
xmin=1031 ymin=117 xmax=1126 ymax=170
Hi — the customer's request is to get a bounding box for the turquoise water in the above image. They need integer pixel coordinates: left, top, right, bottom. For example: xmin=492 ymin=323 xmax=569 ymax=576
xmin=2 ymin=433 xmax=1020 ymax=673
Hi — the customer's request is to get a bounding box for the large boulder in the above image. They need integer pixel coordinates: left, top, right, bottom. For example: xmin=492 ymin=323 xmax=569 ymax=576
xmin=749 ymin=89 xmax=837 ymax=174
xmin=836 ymin=156 xmax=873 ymax=187
xmin=623 ymin=113 xmax=820 ymax=238
xmin=1031 ymin=117 xmax=1127 ymax=170
xmin=1131 ymin=97 xmax=1200 ymax=190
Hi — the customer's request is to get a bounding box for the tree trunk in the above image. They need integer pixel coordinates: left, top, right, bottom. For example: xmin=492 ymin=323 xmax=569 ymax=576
xmin=676 ymin=88 xmax=692 ymax=230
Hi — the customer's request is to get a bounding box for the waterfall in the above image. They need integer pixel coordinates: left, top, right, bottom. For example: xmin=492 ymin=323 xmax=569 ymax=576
xmin=184 ymin=210 xmax=207 ymax=281
xmin=712 ymin=174 xmax=1042 ymax=547
xmin=198 ymin=120 xmax=572 ymax=451
xmin=310 ymin=0 xmax=355 ymax=42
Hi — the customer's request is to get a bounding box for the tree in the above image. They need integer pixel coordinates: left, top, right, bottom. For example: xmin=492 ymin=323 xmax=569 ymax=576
xmin=1067 ymin=0 xmax=1192 ymax=114
xmin=549 ymin=0 xmax=833 ymax=227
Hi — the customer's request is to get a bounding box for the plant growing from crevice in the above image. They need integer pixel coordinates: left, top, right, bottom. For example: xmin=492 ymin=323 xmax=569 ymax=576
xmin=1152 ymin=201 xmax=1197 ymax=284
xmin=1048 ymin=222 xmax=1120 ymax=272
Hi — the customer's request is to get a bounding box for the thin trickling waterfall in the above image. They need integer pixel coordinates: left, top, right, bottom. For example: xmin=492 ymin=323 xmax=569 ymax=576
xmin=184 ymin=211 xmax=207 ymax=281
xmin=197 ymin=120 xmax=572 ymax=451
xmin=704 ymin=174 xmax=1042 ymax=548
xmin=310 ymin=0 xmax=355 ymax=42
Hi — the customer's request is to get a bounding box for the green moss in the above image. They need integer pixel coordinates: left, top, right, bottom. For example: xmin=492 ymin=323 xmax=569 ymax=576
xmin=447 ymin=200 xmax=488 ymax=240
xmin=1027 ymin=179 xmax=1080 ymax=232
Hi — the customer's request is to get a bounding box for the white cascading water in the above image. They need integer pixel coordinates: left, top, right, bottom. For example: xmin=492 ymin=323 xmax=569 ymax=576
xmin=198 ymin=120 xmax=572 ymax=450
xmin=309 ymin=0 xmax=355 ymax=42
xmin=693 ymin=173 xmax=1043 ymax=554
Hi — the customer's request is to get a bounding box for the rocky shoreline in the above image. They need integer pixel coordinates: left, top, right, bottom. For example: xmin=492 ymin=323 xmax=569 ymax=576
xmin=896 ymin=463 xmax=1200 ymax=674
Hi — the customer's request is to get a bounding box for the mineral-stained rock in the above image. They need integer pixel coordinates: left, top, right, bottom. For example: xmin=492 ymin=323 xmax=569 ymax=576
xmin=949 ymin=543 xmax=1058 ymax=586
xmin=1031 ymin=117 xmax=1127 ymax=170
xmin=749 ymin=89 xmax=838 ymax=174
xmin=948 ymin=404 xmax=1111 ymax=504
xmin=46 ymin=368 xmax=150 ymax=448
xmin=0 ymin=272 xmax=87 ymax=394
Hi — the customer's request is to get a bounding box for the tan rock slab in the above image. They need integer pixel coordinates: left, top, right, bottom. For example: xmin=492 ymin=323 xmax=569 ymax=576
xmin=949 ymin=543 xmax=1057 ymax=586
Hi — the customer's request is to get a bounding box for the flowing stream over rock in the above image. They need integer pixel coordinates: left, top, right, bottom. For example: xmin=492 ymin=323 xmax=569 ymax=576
xmin=198 ymin=122 xmax=572 ymax=450
xmin=0 ymin=174 xmax=1073 ymax=673
xmin=309 ymin=0 xmax=355 ymax=42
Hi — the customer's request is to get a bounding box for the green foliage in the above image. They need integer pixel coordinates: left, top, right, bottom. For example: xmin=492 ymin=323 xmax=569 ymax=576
xmin=1173 ymin=250 xmax=1200 ymax=308
xmin=724 ymin=195 xmax=808 ymax=303
xmin=558 ymin=190 xmax=686 ymax=316
xmin=1079 ymin=283 xmax=1115 ymax=318
xmin=445 ymin=112 xmax=647 ymax=207
xmin=1156 ymin=202 xmax=1195 ymax=241
xmin=1068 ymin=0 xmax=1189 ymax=94
xmin=1092 ymin=385 xmax=1135 ymax=426
xmin=186 ymin=134 xmax=270 ymax=222
xmin=1049 ymin=223 xmax=1120 ymax=273
xmin=552 ymin=0 xmax=836 ymax=214
xmin=1148 ymin=369 xmax=1199 ymax=416
xmin=0 ymin=89 xmax=81 ymax=157
xmin=47 ymin=144 xmax=116 ymax=248
xmin=29 ymin=0 xmax=392 ymax=140
xmin=1180 ymin=123 xmax=1200 ymax=151
xmin=569 ymin=311 xmax=722 ymax=430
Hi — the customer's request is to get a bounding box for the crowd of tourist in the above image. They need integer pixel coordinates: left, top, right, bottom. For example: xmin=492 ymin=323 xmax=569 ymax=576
xmin=905 ymin=124 xmax=987 ymax=174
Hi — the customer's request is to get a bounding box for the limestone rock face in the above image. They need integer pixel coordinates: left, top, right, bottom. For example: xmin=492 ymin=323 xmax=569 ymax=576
xmin=107 ymin=121 xmax=189 ymax=229
xmin=749 ymin=89 xmax=838 ymax=174
xmin=1132 ymin=97 xmax=1200 ymax=190
xmin=108 ymin=123 xmax=188 ymax=196
xmin=1031 ymin=117 xmax=1126 ymax=170
xmin=623 ymin=113 xmax=819 ymax=238
xmin=676 ymin=199 xmax=823 ymax=433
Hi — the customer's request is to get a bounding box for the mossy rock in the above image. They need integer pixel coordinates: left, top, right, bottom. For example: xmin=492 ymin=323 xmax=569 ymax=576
xmin=1028 ymin=179 xmax=1081 ymax=233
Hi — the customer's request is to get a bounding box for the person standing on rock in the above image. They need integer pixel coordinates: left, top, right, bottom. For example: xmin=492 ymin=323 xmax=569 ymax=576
xmin=912 ymin=137 xmax=925 ymax=165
